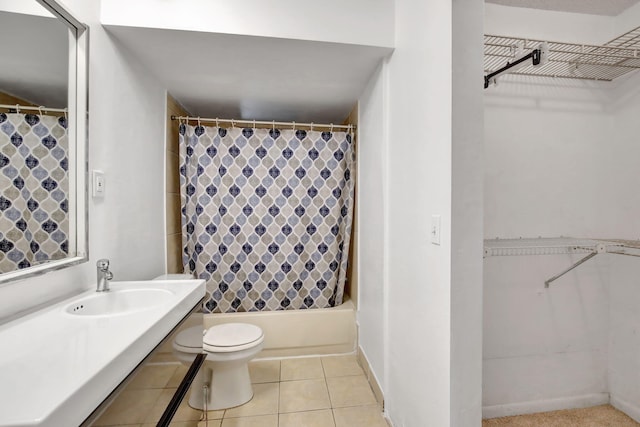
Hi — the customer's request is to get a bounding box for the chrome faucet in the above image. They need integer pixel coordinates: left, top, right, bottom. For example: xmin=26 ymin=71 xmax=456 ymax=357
xmin=96 ymin=259 xmax=114 ymax=292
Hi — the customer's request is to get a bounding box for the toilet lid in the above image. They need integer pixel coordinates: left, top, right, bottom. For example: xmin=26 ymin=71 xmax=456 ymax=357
xmin=175 ymin=326 xmax=204 ymax=349
xmin=203 ymin=323 xmax=263 ymax=347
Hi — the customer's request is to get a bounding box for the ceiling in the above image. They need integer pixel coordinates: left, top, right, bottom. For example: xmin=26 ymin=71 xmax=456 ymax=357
xmin=485 ymin=0 xmax=640 ymax=16
xmin=106 ymin=26 xmax=392 ymax=124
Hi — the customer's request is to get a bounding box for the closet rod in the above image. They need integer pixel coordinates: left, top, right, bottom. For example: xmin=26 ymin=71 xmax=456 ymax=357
xmin=171 ymin=116 xmax=356 ymax=131
xmin=0 ymin=103 xmax=67 ymax=113
xmin=484 ymin=48 xmax=542 ymax=89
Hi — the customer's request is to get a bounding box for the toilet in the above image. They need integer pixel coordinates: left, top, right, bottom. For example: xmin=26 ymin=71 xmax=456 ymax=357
xmin=201 ymin=323 xmax=265 ymax=409
xmin=172 ymin=323 xmax=264 ymax=410
xmin=153 ymin=274 xmax=265 ymax=410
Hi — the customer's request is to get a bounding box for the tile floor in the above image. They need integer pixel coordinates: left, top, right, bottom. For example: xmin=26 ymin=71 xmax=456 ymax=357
xmin=92 ymin=354 xmax=388 ymax=427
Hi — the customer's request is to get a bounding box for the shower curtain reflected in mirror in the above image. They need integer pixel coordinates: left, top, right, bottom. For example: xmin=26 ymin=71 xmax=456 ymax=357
xmin=0 ymin=113 xmax=69 ymax=273
xmin=179 ymin=124 xmax=354 ymax=313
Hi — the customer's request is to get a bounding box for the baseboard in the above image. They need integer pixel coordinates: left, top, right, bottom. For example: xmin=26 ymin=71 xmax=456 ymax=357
xmin=356 ymin=346 xmax=385 ymax=409
xmin=482 ymin=393 xmax=610 ymax=419
xmin=611 ymin=394 xmax=640 ymax=423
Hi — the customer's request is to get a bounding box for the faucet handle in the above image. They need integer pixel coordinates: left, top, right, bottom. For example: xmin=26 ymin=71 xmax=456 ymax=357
xmin=97 ymin=259 xmax=110 ymax=270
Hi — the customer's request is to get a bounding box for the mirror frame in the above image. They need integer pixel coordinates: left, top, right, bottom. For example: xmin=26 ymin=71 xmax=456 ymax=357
xmin=0 ymin=0 xmax=88 ymax=286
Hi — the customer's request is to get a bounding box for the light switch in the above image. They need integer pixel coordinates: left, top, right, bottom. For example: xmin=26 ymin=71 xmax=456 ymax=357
xmin=431 ymin=215 xmax=441 ymax=245
xmin=92 ymin=170 xmax=105 ymax=198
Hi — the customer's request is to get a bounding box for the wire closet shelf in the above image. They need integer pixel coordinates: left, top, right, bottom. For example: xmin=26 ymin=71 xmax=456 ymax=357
xmin=484 ymin=237 xmax=640 ymax=288
xmin=484 ymin=26 xmax=640 ymax=83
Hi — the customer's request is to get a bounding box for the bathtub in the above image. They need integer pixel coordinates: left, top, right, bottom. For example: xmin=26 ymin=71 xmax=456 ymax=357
xmin=203 ymin=296 xmax=357 ymax=358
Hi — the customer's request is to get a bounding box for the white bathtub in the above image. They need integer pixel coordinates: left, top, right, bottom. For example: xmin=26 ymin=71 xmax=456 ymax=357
xmin=203 ymin=296 xmax=357 ymax=358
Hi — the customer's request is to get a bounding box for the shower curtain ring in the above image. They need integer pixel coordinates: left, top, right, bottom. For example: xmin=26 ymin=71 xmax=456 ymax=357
xmin=330 ymin=123 xmax=334 ymax=132
xmin=310 ymin=122 xmax=314 ymax=131
xmin=231 ymin=119 xmax=236 ymax=128
xmin=15 ymin=104 xmax=20 ymax=114
xmin=63 ymin=109 xmax=67 ymax=120
xmin=292 ymin=121 xmax=296 ymax=130
xmin=272 ymin=120 xmax=275 ymax=130
xmin=197 ymin=117 xmax=201 ymax=127
xmin=253 ymin=119 xmax=256 ymax=129
xmin=38 ymin=106 xmax=44 ymax=116
xmin=215 ymin=118 xmax=219 ymax=127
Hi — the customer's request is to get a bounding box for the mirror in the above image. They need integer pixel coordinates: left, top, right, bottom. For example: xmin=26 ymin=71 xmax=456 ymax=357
xmin=0 ymin=0 xmax=87 ymax=284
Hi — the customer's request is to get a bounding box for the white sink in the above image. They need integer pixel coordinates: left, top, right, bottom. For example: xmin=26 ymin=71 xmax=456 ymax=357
xmin=0 ymin=279 xmax=205 ymax=427
xmin=65 ymin=288 xmax=174 ymax=316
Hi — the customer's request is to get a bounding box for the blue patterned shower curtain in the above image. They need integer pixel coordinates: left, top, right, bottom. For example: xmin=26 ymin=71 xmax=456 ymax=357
xmin=0 ymin=113 xmax=69 ymax=273
xmin=179 ymin=124 xmax=354 ymax=313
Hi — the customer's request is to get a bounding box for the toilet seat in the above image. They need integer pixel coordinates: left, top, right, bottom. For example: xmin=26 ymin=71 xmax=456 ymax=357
xmin=203 ymin=323 xmax=264 ymax=353
xmin=173 ymin=326 xmax=204 ymax=354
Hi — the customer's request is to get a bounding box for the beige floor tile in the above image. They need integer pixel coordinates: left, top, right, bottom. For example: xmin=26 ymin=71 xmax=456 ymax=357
xmin=154 ymin=387 xmax=178 ymax=407
xmin=333 ymin=405 xmax=388 ymax=427
xmin=224 ymin=382 xmax=280 ymax=418
xmin=280 ymin=358 xmax=324 ymax=381
xmin=172 ymin=401 xmax=205 ymax=422
xmin=149 ymin=352 xmax=180 ymax=364
xmin=93 ymin=388 xmax=163 ymax=425
xmin=195 ymin=420 xmax=222 ymax=427
xmin=249 ymin=360 xmax=281 ymax=383
xmin=279 ymin=409 xmax=336 ymax=427
xmin=279 ymin=379 xmax=331 ymax=413
xmin=204 ymin=409 xmax=226 ymax=420
xmin=167 ymin=364 xmax=190 ymax=388
xmin=326 ymin=376 xmax=377 ymax=408
xmin=321 ymin=355 xmax=363 ymax=378
xmin=128 ymin=364 xmax=180 ymax=389
xmin=220 ymin=414 xmax=278 ymax=427
xmin=145 ymin=393 xmax=204 ymax=423
xmin=143 ymin=421 xmax=200 ymax=427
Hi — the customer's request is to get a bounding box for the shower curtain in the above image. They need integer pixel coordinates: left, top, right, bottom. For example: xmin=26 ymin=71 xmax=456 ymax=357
xmin=179 ymin=124 xmax=354 ymax=313
xmin=0 ymin=113 xmax=69 ymax=273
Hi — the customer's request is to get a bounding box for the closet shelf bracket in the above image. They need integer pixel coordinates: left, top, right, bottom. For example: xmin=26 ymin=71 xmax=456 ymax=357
xmin=543 ymin=252 xmax=598 ymax=288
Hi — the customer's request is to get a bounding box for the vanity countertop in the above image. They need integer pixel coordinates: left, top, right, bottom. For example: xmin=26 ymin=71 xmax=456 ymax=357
xmin=0 ymin=279 xmax=204 ymax=427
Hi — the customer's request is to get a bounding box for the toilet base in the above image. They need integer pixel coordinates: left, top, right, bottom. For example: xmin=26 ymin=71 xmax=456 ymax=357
xmin=186 ymin=363 xmax=254 ymax=410
xmin=186 ymin=368 xmax=207 ymax=410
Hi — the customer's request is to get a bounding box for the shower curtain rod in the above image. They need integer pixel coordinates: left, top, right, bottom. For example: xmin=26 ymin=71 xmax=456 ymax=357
xmin=0 ymin=103 xmax=68 ymax=114
xmin=171 ymin=115 xmax=356 ymax=131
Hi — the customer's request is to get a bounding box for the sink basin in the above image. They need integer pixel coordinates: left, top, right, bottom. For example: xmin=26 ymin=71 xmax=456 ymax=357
xmin=65 ymin=288 xmax=174 ymax=316
xmin=0 ymin=279 xmax=204 ymax=427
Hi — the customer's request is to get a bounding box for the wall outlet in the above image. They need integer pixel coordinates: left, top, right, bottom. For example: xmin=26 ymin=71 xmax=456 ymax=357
xmin=431 ymin=214 xmax=441 ymax=245
xmin=92 ymin=170 xmax=105 ymax=198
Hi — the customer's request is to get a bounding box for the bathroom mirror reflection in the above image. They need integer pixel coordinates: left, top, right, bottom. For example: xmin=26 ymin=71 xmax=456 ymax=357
xmin=0 ymin=0 xmax=88 ymax=284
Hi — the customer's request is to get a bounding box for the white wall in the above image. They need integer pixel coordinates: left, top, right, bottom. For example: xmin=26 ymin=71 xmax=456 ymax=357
xmin=100 ymin=0 xmax=394 ymax=48
xmin=608 ymin=257 xmax=640 ymax=422
xmin=356 ymin=1 xmax=485 ymax=425
xmin=484 ymin=3 xmax=614 ymax=44
xmin=0 ymin=0 xmax=167 ymax=321
xmin=483 ymin=4 xmax=640 ymax=419
xmin=0 ymin=0 xmax=51 ymax=16
xmin=483 ymin=254 xmax=610 ymax=416
xmin=606 ymin=64 xmax=640 ymax=423
xmin=450 ymin=0 xmax=484 ymax=424
xmin=357 ymin=63 xmax=387 ymax=393
xmin=384 ymin=0 xmax=453 ymax=425
xmin=484 ymin=79 xmax=615 ymax=239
